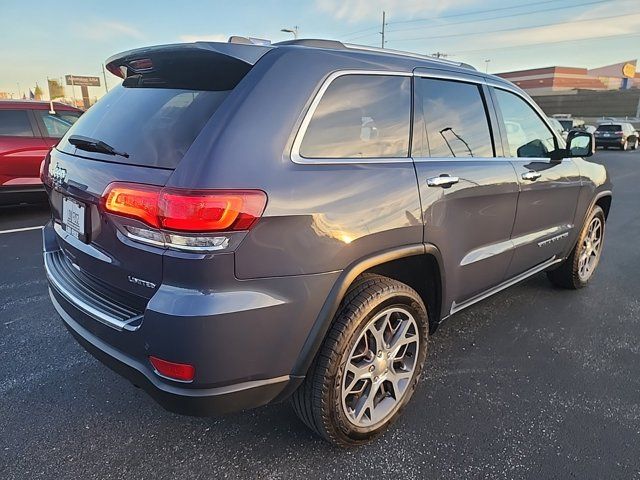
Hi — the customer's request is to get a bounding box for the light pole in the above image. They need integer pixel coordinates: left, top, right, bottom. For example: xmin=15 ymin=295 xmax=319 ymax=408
xmin=281 ymin=26 xmax=299 ymax=39
xmin=485 ymin=59 xmax=491 ymax=73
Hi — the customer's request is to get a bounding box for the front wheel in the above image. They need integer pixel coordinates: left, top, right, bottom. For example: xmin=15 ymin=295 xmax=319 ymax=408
xmin=547 ymin=205 xmax=605 ymax=289
xmin=291 ymin=275 xmax=429 ymax=447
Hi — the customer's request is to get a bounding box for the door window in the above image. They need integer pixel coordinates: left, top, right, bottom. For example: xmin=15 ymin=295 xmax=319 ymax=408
xmin=0 ymin=110 xmax=34 ymax=137
xmin=495 ymin=89 xmax=557 ymax=158
xmin=299 ymin=74 xmax=411 ymax=159
xmin=412 ymin=78 xmax=493 ymax=158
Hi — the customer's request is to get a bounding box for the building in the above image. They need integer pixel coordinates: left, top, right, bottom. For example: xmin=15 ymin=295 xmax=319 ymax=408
xmin=497 ymin=60 xmax=640 ymax=96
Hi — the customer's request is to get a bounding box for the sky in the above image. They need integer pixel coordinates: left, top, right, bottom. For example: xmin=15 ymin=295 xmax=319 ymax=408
xmin=1 ymin=0 xmax=639 ymax=99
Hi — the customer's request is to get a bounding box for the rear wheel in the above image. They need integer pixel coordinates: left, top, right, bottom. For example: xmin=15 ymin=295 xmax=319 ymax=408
xmin=632 ymin=138 xmax=639 ymax=150
xmin=547 ymin=205 xmax=605 ymax=289
xmin=621 ymin=140 xmax=628 ymax=151
xmin=291 ymin=275 xmax=429 ymax=447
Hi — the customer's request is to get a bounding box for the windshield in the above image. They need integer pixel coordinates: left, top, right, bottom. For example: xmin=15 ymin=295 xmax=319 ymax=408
xmin=59 ymin=85 xmax=230 ymax=168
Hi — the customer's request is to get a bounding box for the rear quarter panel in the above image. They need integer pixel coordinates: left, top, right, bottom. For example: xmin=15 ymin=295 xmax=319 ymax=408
xmin=168 ymin=47 xmax=424 ymax=278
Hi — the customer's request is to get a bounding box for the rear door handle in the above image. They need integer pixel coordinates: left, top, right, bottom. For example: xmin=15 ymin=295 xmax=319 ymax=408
xmin=427 ymin=175 xmax=460 ymax=188
xmin=522 ymin=171 xmax=542 ymax=181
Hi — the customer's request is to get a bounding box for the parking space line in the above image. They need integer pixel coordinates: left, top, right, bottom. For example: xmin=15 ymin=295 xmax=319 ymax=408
xmin=0 ymin=225 xmax=45 ymax=235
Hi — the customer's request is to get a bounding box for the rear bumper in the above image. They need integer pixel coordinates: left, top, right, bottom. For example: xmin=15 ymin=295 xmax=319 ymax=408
xmin=595 ymin=138 xmax=625 ymax=147
xmin=51 ymin=290 xmax=290 ymax=416
xmin=43 ymin=222 xmax=338 ymax=416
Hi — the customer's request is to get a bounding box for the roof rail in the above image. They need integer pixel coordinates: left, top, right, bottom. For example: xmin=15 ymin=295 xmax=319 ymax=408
xmin=272 ymin=38 xmax=476 ymax=71
xmin=344 ymin=43 xmax=475 ymax=70
xmin=274 ymin=39 xmax=346 ymax=49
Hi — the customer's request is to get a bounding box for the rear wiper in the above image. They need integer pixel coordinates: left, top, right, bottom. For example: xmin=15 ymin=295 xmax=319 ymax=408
xmin=68 ymin=135 xmax=129 ymax=158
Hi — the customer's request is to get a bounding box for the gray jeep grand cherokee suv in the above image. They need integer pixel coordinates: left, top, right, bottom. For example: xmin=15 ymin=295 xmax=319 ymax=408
xmin=42 ymin=38 xmax=612 ymax=447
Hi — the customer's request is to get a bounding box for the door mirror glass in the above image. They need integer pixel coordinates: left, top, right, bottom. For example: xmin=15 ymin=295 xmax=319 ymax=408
xmin=566 ymin=131 xmax=594 ymax=157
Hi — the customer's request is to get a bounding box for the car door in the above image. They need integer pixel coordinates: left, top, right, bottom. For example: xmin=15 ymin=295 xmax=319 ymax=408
xmin=0 ymin=109 xmax=48 ymax=188
xmin=411 ymin=71 xmax=520 ymax=313
xmin=490 ymin=87 xmax=582 ymax=278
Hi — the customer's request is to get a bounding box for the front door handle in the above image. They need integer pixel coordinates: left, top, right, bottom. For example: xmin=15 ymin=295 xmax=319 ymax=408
xmin=522 ymin=171 xmax=542 ymax=181
xmin=427 ymin=175 xmax=460 ymax=188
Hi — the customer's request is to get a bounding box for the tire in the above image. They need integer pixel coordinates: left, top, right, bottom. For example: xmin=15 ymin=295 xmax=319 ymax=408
xmin=291 ymin=275 xmax=429 ymax=447
xmin=621 ymin=140 xmax=628 ymax=151
xmin=547 ymin=205 xmax=605 ymax=289
xmin=632 ymin=139 xmax=638 ymax=150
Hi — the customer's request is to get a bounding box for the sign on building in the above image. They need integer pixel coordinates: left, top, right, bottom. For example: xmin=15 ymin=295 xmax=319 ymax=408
xmin=65 ymin=75 xmax=101 ymax=87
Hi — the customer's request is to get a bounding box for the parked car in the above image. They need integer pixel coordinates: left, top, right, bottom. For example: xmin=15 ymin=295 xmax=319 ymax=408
xmin=555 ymin=116 xmax=585 ymax=137
xmin=42 ymin=39 xmax=611 ymax=447
xmin=0 ymin=100 xmax=82 ymax=205
xmin=594 ymin=122 xmax=639 ymax=150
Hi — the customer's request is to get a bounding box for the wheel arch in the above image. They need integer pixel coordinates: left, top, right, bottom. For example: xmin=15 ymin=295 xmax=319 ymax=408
xmin=594 ymin=192 xmax=612 ymax=220
xmin=288 ymin=243 xmax=444 ymax=380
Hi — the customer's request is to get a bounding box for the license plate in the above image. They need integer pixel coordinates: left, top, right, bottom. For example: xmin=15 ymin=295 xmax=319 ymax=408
xmin=62 ymin=197 xmax=86 ymax=239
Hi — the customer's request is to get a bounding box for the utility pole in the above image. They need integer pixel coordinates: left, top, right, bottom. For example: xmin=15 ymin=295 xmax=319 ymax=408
xmin=380 ymin=11 xmax=386 ymax=48
xmin=102 ymin=64 xmax=109 ymax=93
xmin=431 ymin=52 xmax=448 ymax=59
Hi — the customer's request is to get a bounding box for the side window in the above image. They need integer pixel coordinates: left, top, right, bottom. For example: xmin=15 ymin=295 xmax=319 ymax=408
xmin=495 ymin=89 xmax=556 ymax=158
xmin=36 ymin=111 xmax=81 ymax=138
xmin=412 ymin=78 xmax=493 ymax=158
xmin=299 ymin=74 xmax=411 ymax=159
xmin=0 ymin=110 xmax=34 ymax=137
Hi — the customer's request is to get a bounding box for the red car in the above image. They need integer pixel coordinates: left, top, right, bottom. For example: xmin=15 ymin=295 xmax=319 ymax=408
xmin=0 ymin=100 xmax=82 ymax=205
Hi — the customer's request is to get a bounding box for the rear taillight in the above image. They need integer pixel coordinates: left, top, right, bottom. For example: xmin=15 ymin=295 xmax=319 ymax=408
xmin=104 ymin=184 xmax=160 ymax=227
xmin=102 ymin=182 xmax=267 ymax=251
xmin=149 ymin=356 xmax=195 ymax=382
xmin=40 ymin=152 xmax=52 ymax=186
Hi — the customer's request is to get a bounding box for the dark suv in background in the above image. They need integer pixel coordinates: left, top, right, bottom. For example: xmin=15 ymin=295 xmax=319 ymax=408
xmin=594 ymin=122 xmax=638 ymax=150
xmin=42 ymin=39 xmax=611 ymax=447
xmin=0 ymin=100 xmax=82 ymax=205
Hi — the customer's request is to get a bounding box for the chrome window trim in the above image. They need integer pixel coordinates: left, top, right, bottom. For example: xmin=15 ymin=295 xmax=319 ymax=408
xmin=290 ymin=68 xmax=561 ymax=165
xmin=291 ymin=70 xmax=413 ymax=165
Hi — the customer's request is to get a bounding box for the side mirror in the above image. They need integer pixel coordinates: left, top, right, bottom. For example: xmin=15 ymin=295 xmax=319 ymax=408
xmin=566 ymin=130 xmax=594 ymax=158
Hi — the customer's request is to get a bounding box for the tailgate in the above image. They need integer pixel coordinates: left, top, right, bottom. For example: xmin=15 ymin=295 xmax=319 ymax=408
xmin=45 ymin=148 xmax=172 ymax=300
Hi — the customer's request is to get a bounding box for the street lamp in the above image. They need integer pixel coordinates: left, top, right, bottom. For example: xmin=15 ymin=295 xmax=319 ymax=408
xmin=485 ymin=59 xmax=491 ymax=73
xmin=281 ymin=26 xmax=299 ymax=39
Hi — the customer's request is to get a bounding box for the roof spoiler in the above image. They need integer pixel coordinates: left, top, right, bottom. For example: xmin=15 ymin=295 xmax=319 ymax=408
xmin=105 ymin=42 xmax=272 ymax=80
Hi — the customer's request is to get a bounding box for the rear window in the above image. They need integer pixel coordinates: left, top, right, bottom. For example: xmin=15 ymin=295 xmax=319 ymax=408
xmin=0 ymin=110 xmax=34 ymax=137
xmin=597 ymin=124 xmax=622 ymax=132
xmin=558 ymin=120 xmax=572 ymax=131
xmin=60 ymin=85 xmax=230 ymax=168
xmin=35 ymin=110 xmax=81 ymax=138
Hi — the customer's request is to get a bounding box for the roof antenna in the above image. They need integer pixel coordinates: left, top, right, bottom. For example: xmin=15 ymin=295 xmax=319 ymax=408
xmin=49 ymin=100 xmax=56 ymax=115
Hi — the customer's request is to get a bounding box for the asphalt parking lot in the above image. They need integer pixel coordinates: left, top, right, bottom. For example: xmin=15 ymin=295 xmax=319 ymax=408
xmin=1 ymin=149 xmax=639 ymax=480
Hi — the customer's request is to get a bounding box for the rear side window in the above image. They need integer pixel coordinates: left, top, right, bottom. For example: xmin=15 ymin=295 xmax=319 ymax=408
xmin=495 ymin=89 xmax=556 ymax=158
xmin=0 ymin=110 xmax=34 ymax=137
xmin=60 ymin=85 xmax=230 ymax=168
xmin=412 ymin=78 xmax=493 ymax=158
xmin=299 ymin=74 xmax=411 ymax=159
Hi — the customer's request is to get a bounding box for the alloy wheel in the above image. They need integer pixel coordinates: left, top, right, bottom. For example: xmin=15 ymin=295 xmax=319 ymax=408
xmin=578 ymin=216 xmax=603 ymax=281
xmin=341 ymin=307 xmax=419 ymax=428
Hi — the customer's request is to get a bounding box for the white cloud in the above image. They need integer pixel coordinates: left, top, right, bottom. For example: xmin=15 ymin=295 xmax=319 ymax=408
xmin=316 ymin=0 xmax=478 ymax=23
xmin=477 ymin=12 xmax=640 ymax=51
xmin=179 ymin=34 xmax=228 ymax=43
xmin=80 ymin=21 xmax=144 ymax=41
